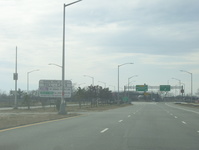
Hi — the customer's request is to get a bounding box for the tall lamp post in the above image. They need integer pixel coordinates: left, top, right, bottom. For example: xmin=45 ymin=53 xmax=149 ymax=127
xmin=172 ymin=77 xmax=182 ymax=96
xmin=27 ymin=69 xmax=39 ymax=94
xmin=83 ymin=75 xmax=94 ymax=86
xmin=180 ymin=70 xmax=193 ymax=102
xmin=128 ymin=75 xmax=138 ymax=94
xmin=59 ymin=0 xmax=82 ymax=115
xmin=117 ymin=63 xmax=133 ymax=102
xmin=13 ymin=46 xmax=18 ymax=109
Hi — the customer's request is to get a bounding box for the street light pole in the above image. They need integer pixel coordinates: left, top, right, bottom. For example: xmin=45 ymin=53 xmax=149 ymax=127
xmin=48 ymin=63 xmax=62 ymax=68
xmin=128 ymin=75 xmax=138 ymax=98
xmin=180 ymin=70 xmax=193 ymax=102
xmin=172 ymin=77 xmax=182 ymax=96
xmin=13 ymin=46 xmax=18 ymax=109
xmin=59 ymin=0 xmax=82 ymax=115
xmin=27 ymin=69 xmax=39 ymax=94
xmin=83 ymin=75 xmax=94 ymax=86
xmin=117 ymin=63 xmax=133 ymax=103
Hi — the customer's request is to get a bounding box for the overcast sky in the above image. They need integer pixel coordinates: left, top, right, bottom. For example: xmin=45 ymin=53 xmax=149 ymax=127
xmin=0 ymin=0 xmax=199 ymax=96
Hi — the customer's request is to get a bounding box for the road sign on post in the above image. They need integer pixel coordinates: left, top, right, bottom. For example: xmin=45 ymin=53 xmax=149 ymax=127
xmin=136 ymin=85 xmax=148 ymax=91
xmin=159 ymin=85 xmax=171 ymax=91
xmin=39 ymin=80 xmax=72 ymax=98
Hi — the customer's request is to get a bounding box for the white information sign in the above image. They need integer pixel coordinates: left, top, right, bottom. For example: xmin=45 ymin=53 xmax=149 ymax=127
xmin=39 ymin=80 xmax=72 ymax=98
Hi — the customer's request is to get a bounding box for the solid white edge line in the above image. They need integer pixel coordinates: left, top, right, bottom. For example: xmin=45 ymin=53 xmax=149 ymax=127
xmin=100 ymin=128 xmax=109 ymax=133
xmin=165 ymin=103 xmax=199 ymax=114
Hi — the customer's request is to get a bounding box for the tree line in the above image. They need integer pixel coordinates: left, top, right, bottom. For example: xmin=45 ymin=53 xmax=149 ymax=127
xmin=73 ymin=85 xmax=115 ymax=108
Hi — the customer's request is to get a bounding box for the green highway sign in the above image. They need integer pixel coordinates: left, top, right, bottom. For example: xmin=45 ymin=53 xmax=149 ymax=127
xmin=160 ymin=85 xmax=171 ymax=91
xmin=136 ymin=85 xmax=148 ymax=91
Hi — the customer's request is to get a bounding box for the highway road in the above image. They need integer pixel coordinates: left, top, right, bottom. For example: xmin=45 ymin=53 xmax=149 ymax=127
xmin=0 ymin=102 xmax=198 ymax=150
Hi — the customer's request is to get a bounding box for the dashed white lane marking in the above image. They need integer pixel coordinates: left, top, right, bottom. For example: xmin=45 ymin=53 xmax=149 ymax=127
xmin=170 ymin=113 xmax=173 ymax=116
xmin=182 ymin=121 xmax=187 ymax=124
xmin=118 ymin=120 xmax=123 ymax=123
xmin=197 ymin=131 xmax=199 ymax=133
xmin=100 ymin=128 xmax=109 ymax=133
xmin=174 ymin=116 xmax=178 ymax=118
xmin=128 ymin=115 xmax=131 ymax=117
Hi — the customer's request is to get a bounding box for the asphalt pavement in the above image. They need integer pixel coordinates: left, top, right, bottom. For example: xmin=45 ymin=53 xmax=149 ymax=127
xmin=0 ymin=102 xmax=198 ymax=150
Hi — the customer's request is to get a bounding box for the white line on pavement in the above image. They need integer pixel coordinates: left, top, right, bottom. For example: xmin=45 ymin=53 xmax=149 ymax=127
xmin=118 ymin=120 xmax=123 ymax=123
xmin=170 ymin=113 xmax=173 ymax=116
xmin=174 ymin=116 xmax=178 ymax=118
xmin=197 ymin=131 xmax=199 ymax=133
xmin=165 ymin=103 xmax=199 ymax=114
xmin=182 ymin=121 xmax=187 ymax=124
xmin=128 ymin=115 xmax=131 ymax=117
xmin=100 ymin=128 xmax=109 ymax=133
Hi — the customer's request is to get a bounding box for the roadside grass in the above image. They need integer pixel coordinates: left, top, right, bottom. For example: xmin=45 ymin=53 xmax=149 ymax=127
xmin=0 ymin=104 xmax=131 ymax=130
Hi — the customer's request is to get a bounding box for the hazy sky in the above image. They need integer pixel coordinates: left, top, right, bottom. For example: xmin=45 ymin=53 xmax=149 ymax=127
xmin=0 ymin=0 xmax=199 ymax=95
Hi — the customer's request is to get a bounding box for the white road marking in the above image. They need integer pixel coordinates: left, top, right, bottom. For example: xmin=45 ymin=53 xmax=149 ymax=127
xmin=128 ymin=115 xmax=131 ymax=117
xmin=174 ymin=116 xmax=178 ymax=118
xmin=182 ymin=121 xmax=187 ymax=124
xmin=100 ymin=128 xmax=109 ymax=133
xmin=197 ymin=131 xmax=199 ymax=133
xmin=165 ymin=103 xmax=199 ymax=114
xmin=118 ymin=120 xmax=123 ymax=123
xmin=170 ymin=113 xmax=173 ymax=116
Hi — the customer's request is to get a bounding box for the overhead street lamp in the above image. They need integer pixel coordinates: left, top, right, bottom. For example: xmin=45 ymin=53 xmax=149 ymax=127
xmin=98 ymin=81 xmax=106 ymax=88
xmin=59 ymin=0 xmax=82 ymax=115
xmin=172 ymin=77 xmax=182 ymax=95
xmin=83 ymin=75 xmax=94 ymax=86
xmin=48 ymin=63 xmax=62 ymax=68
xmin=128 ymin=75 xmax=138 ymax=94
xmin=27 ymin=69 xmax=39 ymax=94
xmin=118 ymin=63 xmax=133 ymax=102
xmin=180 ymin=70 xmax=193 ymax=102
xmin=128 ymin=75 xmax=137 ymax=99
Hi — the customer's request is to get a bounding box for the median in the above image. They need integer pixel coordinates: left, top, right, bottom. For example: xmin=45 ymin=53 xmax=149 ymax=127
xmin=0 ymin=103 xmax=131 ymax=130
